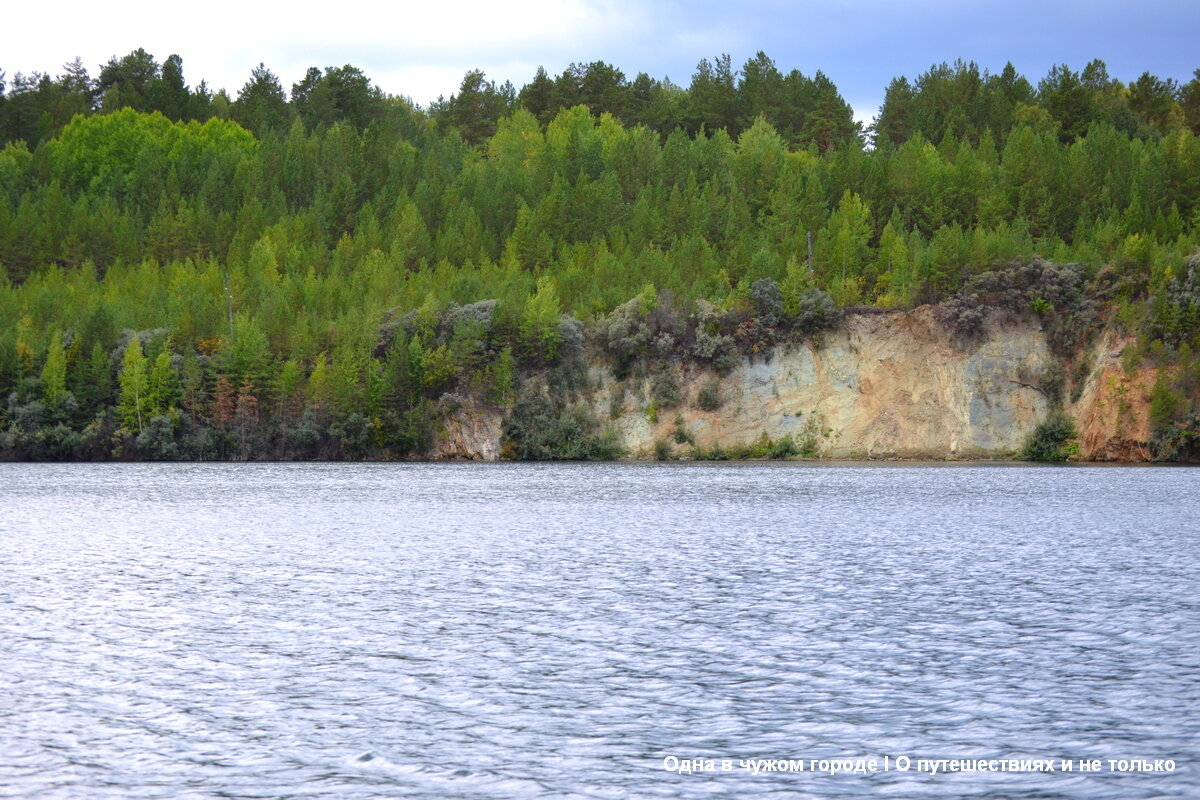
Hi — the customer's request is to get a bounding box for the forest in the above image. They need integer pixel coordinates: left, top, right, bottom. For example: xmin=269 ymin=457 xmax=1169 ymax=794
xmin=1 ymin=51 xmax=1199 ymax=460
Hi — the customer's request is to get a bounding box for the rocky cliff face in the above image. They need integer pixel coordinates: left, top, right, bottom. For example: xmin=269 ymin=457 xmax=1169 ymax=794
xmin=431 ymin=307 xmax=1157 ymax=461
xmin=1069 ymin=328 xmax=1157 ymax=461
xmin=596 ymin=307 xmax=1050 ymax=459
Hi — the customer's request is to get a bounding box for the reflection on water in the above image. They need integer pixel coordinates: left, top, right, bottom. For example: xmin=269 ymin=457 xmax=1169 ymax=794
xmin=0 ymin=463 xmax=1197 ymax=798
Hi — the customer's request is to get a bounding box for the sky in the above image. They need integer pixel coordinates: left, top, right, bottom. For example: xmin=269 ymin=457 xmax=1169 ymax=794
xmin=4 ymin=0 xmax=1199 ymax=125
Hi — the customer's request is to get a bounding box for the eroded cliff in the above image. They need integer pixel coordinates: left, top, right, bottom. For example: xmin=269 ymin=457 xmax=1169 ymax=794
xmin=431 ymin=307 xmax=1157 ymax=461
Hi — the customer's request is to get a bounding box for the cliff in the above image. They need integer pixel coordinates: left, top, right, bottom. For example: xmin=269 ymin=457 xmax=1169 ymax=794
xmin=1069 ymin=328 xmax=1157 ymax=461
xmin=433 ymin=307 xmax=1158 ymax=461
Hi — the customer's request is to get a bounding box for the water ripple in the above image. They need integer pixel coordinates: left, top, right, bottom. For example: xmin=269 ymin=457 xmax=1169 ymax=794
xmin=0 ymin=462 xmax=1197 ymax=799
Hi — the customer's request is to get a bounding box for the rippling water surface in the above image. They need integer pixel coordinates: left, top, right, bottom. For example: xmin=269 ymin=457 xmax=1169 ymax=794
xmin=1 ymin=463 xmax=1197 ymax=799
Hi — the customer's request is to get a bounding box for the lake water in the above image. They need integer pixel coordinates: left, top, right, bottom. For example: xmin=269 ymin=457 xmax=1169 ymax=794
xmin=1 ymin=463 xmax=1197 ymax=799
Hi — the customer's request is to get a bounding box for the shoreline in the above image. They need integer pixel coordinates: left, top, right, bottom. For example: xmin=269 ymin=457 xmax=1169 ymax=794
xmin=1 ymin=456 xmax=1190 ymax=466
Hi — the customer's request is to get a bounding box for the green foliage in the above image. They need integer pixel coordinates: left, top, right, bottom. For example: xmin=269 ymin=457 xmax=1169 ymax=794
xmin=692 ymin=432 xmax=800 ymax=460
xmin=1147 ymin=257 xmax=1200 ymax=347
xmin=1038 ymin=362 xmax=1065 ymax=406
xmin=651 ymin=368 xmax=681 ymax=408
xmin=135 ymin=413 xmax=181 ymax=460
xmin=1022 ymin=412 xmax=1078 ymax=461
xmin=147 ymin=350 xmax=180 ymax=414
xmin=791 ymin=289 xmax=841 ymax=335
xmin=1150 ymin=413 xmax=1200 ymax=462
xmin=1069 ymin=358 xmax=1091 ymax=404
xmin=485 ymin=346 xmax=517 ymax=406
xmin=117 ymin=333 xmax=149 ymax=431
xmin=1149 ymin=375 xmax=1182 ymax=432
xmin=45 ymin=108 xmax=256 ymax=201
xmin=40 ymin=330 xmax=67 ymax=408
xmin=502 ymin=393 xmax=621 ymax=460
xmin=691 ymin=300 xmax=740 ymax=373
xmin=946 ymin=259 xmax=1098 ymax=357
xmin=521 ymin=277 xmax=564 ymax=362
xmin=696 ymin=379 xmax=722 ymax=411
xmin=750 ymin=278 xmax=783 ymax=321
xmin=824 ymin=191 xmax=872 ymax=286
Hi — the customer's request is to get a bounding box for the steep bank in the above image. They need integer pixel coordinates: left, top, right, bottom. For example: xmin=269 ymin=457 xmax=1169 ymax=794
xmin=1069 ymin=328 xmax=1157 ymax=461
xmin=435 ymin=308 xmax=1164 ymax=462
xmin=599 ymin=308 xmax=1051 ymax=459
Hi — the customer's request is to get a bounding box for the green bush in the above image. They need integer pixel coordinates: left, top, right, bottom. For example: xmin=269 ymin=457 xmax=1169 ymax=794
xmin=691 ymin=433 xmax=798 ymax=460
xmin=672 ymin=416 xmax=694 ymax=445
xmin=791 ymin=289 xmax=841 ymax=335
xmin=502 ymin=393 xmax=622 ymax=460
xmin=1038 ymin=362 xmax=1065 ymax=406
xmin=696 ymin=379 xmax=722 ymax=411
xmin=1149 ymin=376 xmax=1181 ymax=432
xmin=651 ymin=368 xmax=681 ymax=408
xmin=1022 ymin=412 xmax=1078 ymax=461
xmin=1150 ymin=413 xmax=1200 ymax=461
xmin=135 ymin=413 xmax=182 ymax=461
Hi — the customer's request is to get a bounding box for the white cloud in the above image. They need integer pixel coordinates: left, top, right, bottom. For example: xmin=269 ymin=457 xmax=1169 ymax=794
xmin=3 ymin=0 xmax=646 ymax=105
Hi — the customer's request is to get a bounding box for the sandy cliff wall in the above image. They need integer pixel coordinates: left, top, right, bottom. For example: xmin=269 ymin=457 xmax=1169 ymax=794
xmin=595 ymin=307 xmax=1050 ymax=458
xmin=432 ymin=308 xmax=1156 ymax=461
xmin=1068 ymin=329 xmax=1157 ymax=461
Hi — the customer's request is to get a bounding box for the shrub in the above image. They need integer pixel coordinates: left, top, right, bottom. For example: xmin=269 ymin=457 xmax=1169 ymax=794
xmin=1022 ymin=412 xmax=1078 ymax=461
xmin=1146 ymin=256 xmax=1200 ymax=347
xmin=651 ymin=332 xmax=676 ymax=361
xmin=502 ymin=393 xmax=621 ymax=460
xmin=734 ymin=316 xmax=777 ymax=355
xmin=672 ymin=415 xmax=694 ymax=445
xmin=443 ymin=299 xmax=498 ymax=335
xmin=1148 ymin=376 xmax=1181 ymax=432
xmin=136 ymin=414 xmax=181 ymax=461
xmin=330 ymin=412 xmax=374 ymax=459
xmin=284 ymin=408 xmax=322 ymax=457
xmin=1038 ymin=362 xmax=1065 ymax=406
xmin=692 ymin=300 xmax=740 ymax=373
xmin=791 ymin=289 xmax=840 ymax=335
xmin=1150 ymin=413 xmax=1200 ymax=461
xmin=596 ymin=295 xmax=652 ymax=374
xmin=951 ymin=259 xmax=1097 ymax=358
xmin=691 ymin=433 xmax=798 ymax=460
xmin=749 ymin=278 xmax=783 ymax=323
xmin=764 ymin=434 xmax=799 ymax=458
xmin=651 ymin=368 xmax=681 ymax=408
xmin=696 ymin=379 xmax=721 ymax=411
xmin=556 ymin=315 xmax=585 ymax=357
xmin=608 ymin=385 xmax=624 ymax=420
xmin=954 ymin=305 xmax=987 ymax=339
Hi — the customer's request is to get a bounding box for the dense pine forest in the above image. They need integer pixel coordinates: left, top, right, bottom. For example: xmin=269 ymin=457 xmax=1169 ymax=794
xmin=2 ymin=51 xmax=1199 ymax=460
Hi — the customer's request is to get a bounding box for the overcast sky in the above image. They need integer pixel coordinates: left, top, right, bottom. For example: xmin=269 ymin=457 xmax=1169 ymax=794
xmin=4 ymin=0 xmax=1199 ymax=124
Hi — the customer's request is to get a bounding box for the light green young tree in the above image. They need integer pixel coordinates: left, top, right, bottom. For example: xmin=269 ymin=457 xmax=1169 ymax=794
xmin=40 ymin=330 xmax=68 ymax=408
xmin=521 ymin=276 xmax=564 ymax=362
xmin=118 ymin=335 xmax=150 ymax=431
xmin=147 ymin=350 xmax=180 ymax=414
